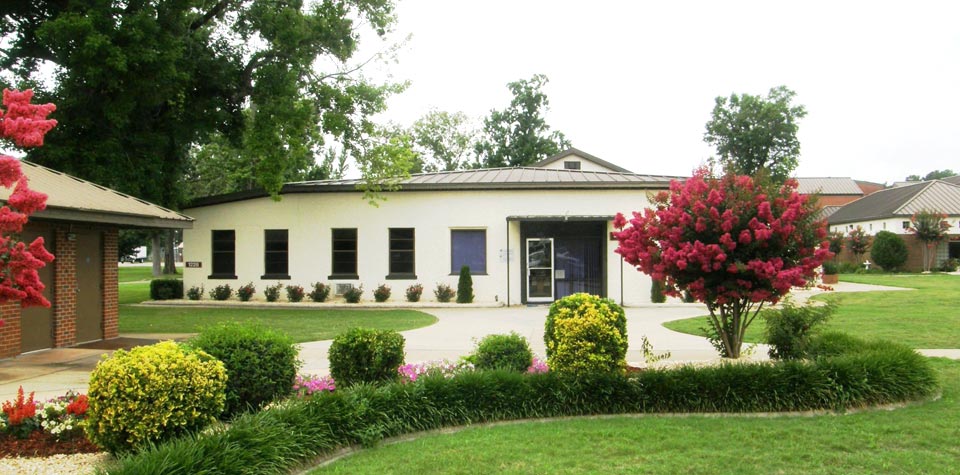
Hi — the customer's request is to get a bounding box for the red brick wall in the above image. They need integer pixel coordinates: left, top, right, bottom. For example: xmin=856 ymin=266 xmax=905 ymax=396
xmin=834 ymin=233 xmax=953 ymax=272
xmin=53 ymin=228 xmax=77 ymax=348
xmin=103 ymin=229 xmax=119 ymax=339
xmin=0 ymin=303 xmax=21 ymax=358
xmin=818 ymin=195 xmax=863 ymax=206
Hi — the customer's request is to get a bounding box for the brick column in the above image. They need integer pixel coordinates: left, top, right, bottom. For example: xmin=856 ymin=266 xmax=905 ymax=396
xmin=0 ymin=302 xmax=22 ymax=358
xmin=103 ymin=228 xmax=119 ymax=339
xmin=53 ymin=228 xmax=77 ymax=347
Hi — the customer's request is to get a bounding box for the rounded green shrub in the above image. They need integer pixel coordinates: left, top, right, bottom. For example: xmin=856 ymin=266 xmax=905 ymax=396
xmin=871 ymin=230 xmax=908 ymax=271
xmin=85 ymin=341 xmax=227 ymax=455
xmin=544 ymin=293 xmax=628 ymax=376
xmin=190 ymin=322 xmax=300 ymax=418
xmin=764 ymin=300 xmax=833 ymax=360
xmin=471 ymin=332 xmax=533 ymax=372
xmin=150 ymin=279 xmax=183 ymax=300
xmin=328 ymin=328 xmax=405 ymax=386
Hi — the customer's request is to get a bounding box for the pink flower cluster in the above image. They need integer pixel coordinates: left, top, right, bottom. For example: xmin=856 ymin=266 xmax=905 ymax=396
xmin=398 ymin=360 xmax=475 ymax=383
xmin=0 ymin=89 xmax=58 ymax=312
xmin=293 ymin=374 xmax=336 ymax=396
xmin=614 ymin=169 xmax=831 ymax=306
xmin=526 ymin=357 xmax=549 ymax=374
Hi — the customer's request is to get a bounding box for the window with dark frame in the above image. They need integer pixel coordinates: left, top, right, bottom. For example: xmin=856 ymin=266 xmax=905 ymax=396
xmin=211 ymin=230 xmax=236 ymax=278
xmin=451 ymin=229 xmax=486 ymax=274
xmin=263 ymin=229 xmax=289 ymax=278
xmin=388 ymin=228 xmax=415 ymax=277
xmin=563 ymin=160 xmax=581 ymax=170
xmin=331 ymin=228 xmax=358 ymax=278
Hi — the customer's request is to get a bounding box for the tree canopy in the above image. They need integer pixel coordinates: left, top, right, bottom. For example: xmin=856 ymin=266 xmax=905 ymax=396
xmin=474 ymin=74 xmax=570 ymax=168
xmin=1 ymin=0 xmax=401 ymax=206
xmin=409 ymin=110 xmax=476 ymax=173
xmin=906 ymin=169 xmax=957 ymax=181
xmin=704 ymin=85 xmax=807 ymax=182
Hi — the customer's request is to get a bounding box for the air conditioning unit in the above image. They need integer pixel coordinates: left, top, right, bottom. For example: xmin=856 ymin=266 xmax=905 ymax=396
xmin=335 ymin=283 xmax=354 ymax=296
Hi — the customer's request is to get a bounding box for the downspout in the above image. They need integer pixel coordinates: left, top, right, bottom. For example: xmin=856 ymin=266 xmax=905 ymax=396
xmin=620 ymin=255 xmax=624 ymax=307
xmin=506 ymin=218 xmax=510 ymax=306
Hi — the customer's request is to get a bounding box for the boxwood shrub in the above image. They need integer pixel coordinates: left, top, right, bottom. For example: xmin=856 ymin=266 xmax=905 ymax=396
xmin=149 ymin=279 xmax=183 ymax=300
xmin=101 ymin=334 xmax=939 ymax=474
xmin=470 ymin=332 xmax=533 ymax=372
xmin=545 ymin=293 xmax=627 ymax=376
xmin=328 ymin=328 xmax=405 ymax=387
xmin=190 ymin=323 xmax=300 ymax=419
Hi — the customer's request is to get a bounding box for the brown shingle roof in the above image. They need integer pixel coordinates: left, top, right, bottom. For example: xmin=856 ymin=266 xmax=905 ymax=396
xmin=0 ymin=161 xmax=193 ymax=229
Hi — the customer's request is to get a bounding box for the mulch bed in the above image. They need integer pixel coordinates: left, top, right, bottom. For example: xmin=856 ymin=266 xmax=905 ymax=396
xmin=0 ymin=431 xmax=100 ymax=458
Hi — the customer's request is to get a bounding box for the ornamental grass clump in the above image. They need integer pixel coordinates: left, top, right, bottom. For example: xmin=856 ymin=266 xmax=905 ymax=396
xmin=190 ymin=323 xmax=300 ymax=419
xmin=85 ymin=341 xmax=226 ymax=455
xmin=544 ymin=293 xmax=627 ymax=376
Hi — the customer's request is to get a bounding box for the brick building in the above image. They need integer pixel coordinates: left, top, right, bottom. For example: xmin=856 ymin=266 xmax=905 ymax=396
xmin=827 ymin=180 xmax=960 ymax=271
xmin=0 ymin=161 xmax=192 ymax=358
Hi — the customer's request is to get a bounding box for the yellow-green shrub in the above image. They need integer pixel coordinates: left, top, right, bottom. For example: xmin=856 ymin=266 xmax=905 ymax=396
xmin=544 ymin=293 xmax=628 ymax=376
xmin=84 ymin=341 xmax=227 ymax=454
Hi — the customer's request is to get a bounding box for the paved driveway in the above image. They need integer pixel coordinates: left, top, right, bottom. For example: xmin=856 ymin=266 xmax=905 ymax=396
xmin=298 ymin=303 xmax=748 ymax=375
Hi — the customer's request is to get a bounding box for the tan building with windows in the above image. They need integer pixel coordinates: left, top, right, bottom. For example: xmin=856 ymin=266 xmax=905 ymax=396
xmin=182 ymin=149 xmax=676 ymax=306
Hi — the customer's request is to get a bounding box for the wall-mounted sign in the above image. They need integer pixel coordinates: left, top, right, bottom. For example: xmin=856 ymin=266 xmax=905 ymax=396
xmin=185 ymin=261 xmax=202 ymax=268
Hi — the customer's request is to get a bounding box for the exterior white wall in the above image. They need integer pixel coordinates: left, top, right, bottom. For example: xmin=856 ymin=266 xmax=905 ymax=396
xmin=830 ymin=216 xmax=960 ymax=236
xmin=183 ymin=189 xmax=655 ymax=306
xmin=537 ymin=155 xmax=620 ymax=173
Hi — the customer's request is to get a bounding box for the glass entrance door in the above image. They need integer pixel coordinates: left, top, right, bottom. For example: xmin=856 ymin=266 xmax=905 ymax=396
xmin=527 ymin=238 xmax=553 ymax=302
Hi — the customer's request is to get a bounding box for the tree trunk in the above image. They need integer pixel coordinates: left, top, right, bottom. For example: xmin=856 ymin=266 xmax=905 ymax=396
xmin=151 ymin=232 xmax=162 ymax=277
xmin=163 ymin=229 xmax=177 ymax=274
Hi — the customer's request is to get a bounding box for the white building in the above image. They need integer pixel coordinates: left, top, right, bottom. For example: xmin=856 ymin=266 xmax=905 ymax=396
xmin=182 ymin=149 xmax=678 ymax=305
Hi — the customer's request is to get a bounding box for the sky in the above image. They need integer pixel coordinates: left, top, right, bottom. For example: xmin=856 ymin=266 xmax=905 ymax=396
xmin=360 ymin=0 xmax=960 ymax=184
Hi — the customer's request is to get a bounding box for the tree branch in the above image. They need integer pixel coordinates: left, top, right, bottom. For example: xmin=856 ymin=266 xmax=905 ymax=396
xmin=190 ymin=0 xmax=233 ymax=31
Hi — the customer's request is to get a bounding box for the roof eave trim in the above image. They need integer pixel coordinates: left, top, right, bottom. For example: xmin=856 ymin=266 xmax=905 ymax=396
xmin=32 ymin=208 xmax=194 ymax=229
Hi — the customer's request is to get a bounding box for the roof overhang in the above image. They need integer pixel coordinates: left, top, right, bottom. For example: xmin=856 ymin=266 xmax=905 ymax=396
xmin=31 ymin=207 xmax=193 ymax=229
xmin=507 ymin=215 xmax=614 ymax=222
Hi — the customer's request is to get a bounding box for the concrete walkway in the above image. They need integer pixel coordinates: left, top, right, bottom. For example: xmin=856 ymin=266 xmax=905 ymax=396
xmin=2 ymin=281 xmax=958 ymax=402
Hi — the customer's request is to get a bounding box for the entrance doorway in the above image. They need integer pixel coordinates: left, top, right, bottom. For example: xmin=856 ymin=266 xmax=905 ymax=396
xmin=76 ymin=230 xmax=103 ymax=343
xmin=20 ymin=226 xmax=55 ymax=352
xmin=526 ymin=238 xmax=554 ymax=302
xmin=519 ymin=220 xmax=605 ymax=303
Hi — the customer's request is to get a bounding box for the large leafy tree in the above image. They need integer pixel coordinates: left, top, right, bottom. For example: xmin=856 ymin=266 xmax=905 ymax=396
xmin=704 ymin=85 xmax=807 ymax=182
xmin=1 ymin=0 xmax=401 ymax=272
xmin=614 ymin=169 xmax=831 ymax=358
xmin=409 ymin=110 xmax=476 ymax=173
xmin=475 ymin=74 xmax=570 ymax=168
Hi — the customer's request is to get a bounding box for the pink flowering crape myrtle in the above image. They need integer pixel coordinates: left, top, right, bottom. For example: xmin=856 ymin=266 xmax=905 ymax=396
xmin=614 ymin=169 xmax=832 ymax=358
xmin=0 ymin=89 xmax=58 ymax=312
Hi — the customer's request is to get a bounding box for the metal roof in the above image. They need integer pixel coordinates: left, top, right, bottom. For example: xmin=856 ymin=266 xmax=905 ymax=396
xmin=0 ymin=161 xmax=193 ymax=229
xmin=828 ymin=180 xmax=960 ymax=225
xmin=188 ymin=167 xmax=679 ymax=209
xmin=531 ymin=148 xmax=634 ymax=173
xmin=795 ymin=177 xmax=864 ymax=195
xmin=941 ymin=175 xmax=960 ymax=186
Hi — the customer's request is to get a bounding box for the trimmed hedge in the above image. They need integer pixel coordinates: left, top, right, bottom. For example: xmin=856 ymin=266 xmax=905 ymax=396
xmin=100 ymin=336 xmax=939 ymax=474
xmin=149 ymin=279 xmax=183 ymax=300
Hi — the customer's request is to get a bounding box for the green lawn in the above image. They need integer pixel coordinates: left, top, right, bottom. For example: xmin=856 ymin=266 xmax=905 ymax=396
xmin=118 ymin=281 xmax=437 ymax=342
xmin=663 ymin=274 xmax=960 ymax=349
xmin=313 ymin=358 xmax=960 ymax=474
xmin=118 ymin=266 xmax=181 ymax=283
